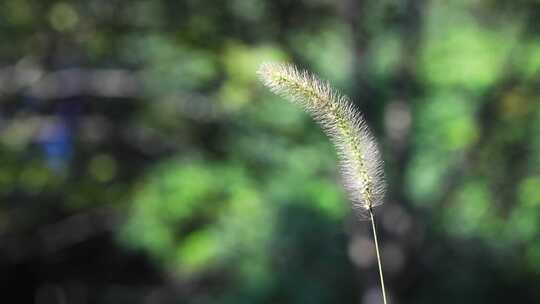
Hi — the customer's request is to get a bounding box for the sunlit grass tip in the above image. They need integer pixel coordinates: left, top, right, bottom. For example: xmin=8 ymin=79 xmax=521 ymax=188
xmin=257 ymin=62 xmax=386 ymax=212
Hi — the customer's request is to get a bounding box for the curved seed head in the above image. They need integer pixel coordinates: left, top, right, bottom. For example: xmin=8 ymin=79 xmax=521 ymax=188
xmin=257 ymin=62 xmax=386 ymax=211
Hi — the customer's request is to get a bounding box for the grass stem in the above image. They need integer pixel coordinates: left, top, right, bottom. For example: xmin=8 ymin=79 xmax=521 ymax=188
xmin=369 ymin=207 xmax=388 ymax=304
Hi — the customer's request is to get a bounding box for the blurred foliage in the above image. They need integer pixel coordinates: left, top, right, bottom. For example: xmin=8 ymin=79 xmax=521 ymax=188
xmin=2 ymin=0 xmax=540 ymax=303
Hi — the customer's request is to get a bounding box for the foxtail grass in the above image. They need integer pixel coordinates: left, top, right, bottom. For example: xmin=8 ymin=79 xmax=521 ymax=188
xmin=257 ymin=62 xmax=388 ymax=304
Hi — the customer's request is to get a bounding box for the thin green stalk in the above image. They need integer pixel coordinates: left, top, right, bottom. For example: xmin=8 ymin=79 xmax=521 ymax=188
xmin=369 ymin=207 xmax=388 ymax=304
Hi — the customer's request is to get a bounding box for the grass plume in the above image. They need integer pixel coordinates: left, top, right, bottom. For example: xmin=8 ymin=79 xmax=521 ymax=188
xmin=257 ymin=62 xmax=385 ymax=211
xmin=257 ymin=62 xmax=388 ymax=304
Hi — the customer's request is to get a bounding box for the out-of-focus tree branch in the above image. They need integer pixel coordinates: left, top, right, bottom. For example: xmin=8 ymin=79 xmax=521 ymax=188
xmin=0 ymin=65 xmax=140 ymax=99
xmin=0 ymin=208 xmax=118 ymax=263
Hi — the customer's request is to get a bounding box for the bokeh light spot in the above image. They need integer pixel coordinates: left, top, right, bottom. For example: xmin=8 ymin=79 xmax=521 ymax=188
xmin=49 ymin=2 xmax=79 ymax=32
xmin=89 ymin=154 xmax=117 ymax=183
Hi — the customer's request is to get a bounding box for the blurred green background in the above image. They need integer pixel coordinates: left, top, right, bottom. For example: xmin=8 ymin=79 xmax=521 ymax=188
xmin=2 ymin=0 xmax=540 ymax=303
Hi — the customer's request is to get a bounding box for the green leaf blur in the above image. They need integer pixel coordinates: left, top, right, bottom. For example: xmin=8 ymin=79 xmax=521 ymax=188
xmin=2 ymin=0 xmax=540 ymax=303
